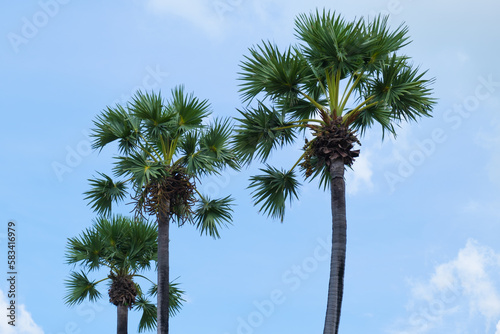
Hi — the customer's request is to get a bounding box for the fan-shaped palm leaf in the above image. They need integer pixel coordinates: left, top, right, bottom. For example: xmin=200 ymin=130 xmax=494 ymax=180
xmin=194 ymin=195 xmax=234 ymax=239
xmin=84 ymin=173 xmax=127 ymax=216
xmin=64 ymin=271 xmax=103 ymax=305
xmin=234 ymin=103 xmax=296 ymax=163
xmin=239 ymin=41 xmax=309 ymax=103
xmin=248 ymin=165 xmax=300 ymax=221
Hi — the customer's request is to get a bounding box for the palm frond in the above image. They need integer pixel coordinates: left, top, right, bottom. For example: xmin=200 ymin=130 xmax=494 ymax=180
xmin=277 ymin=83 xmax=328 ymax=122
xmin=233 ymin=103 xmax=297 ymax=163
xmin=177 ymin=131 xmax=216 ymax=175
xmin=92 ymin=104 xmax=141 ymax=154
xmin=148 ymin=281 xmax=185 ymax=316
xmin=178 ymin=131 xmax=199 ymax=158
xmin=84 ymin=172 xmax=127 ymax=216
xmin=368 ymin=55 xmax=435 ymax=123
xmin=300 ymin=156 xmax=332 ymax=191
xmin=194 ymin=195 xmax=234 ymax=239
xmin=239 ymin=41 xmax=309 ymax=103
xmin=135 ymin=296 xmax=157 ymax=333
xmin=126 ymin=219 xmax=158 ymax=271
xmin=248 ymin=165 xmax=300 ymax=221
xmin=65 ymin=227 xmax=107 ymax=270
xmin=64 ymin=271 xmax=103 ymax=306
xmin=348 ymin=102 xmax=395 ymax=137
xmin=113 ymin=151 xmax=167 ymax=187
xmin=129 ymin=90 xmax=167 ymax=123
xmin=198 ymin=118 xmax=240 ymax=171
xmin=294 ymin=10 xmax=366 ymax=77
xmin=361 ymin=14 xmax=410 ymax=71
xmin=167 ymin=85 xmax=211 ymax=133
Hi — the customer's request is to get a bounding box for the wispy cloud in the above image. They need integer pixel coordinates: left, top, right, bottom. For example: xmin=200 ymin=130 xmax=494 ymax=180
xmin=346 ymin=149 xmax=374 ymax=195
xmin=390 ymin=239 xmax=500 ymax=334
xmin=146 ymin=0 xmax=226 ymax=37
xmin=0 ymin=290 xmax=44 ymax=334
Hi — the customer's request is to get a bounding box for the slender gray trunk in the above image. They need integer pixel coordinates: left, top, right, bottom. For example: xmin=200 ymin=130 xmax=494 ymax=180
xmin=323 ymin=158 xmax=347 ymax=334
xmin=157 ymin=207 xmax=170 ymax=334
xmin=117 ymin=305 xmax=128 ymax=334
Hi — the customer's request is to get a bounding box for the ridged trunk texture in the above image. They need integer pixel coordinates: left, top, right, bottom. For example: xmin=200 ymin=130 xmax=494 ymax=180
xmin=323 ymin=158 xmax=347 ymax=334
xmin=157 ymin=207 xmax=170 ymax=334
xmin=117 ymin=305 xmax=128 ymax=334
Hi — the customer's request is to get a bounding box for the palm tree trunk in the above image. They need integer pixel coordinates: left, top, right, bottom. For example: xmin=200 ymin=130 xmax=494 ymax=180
xmin=323 ymin=158 xmax=347 ymax=334
xmin=157 ymin=206 xmax=170 ymax=334
xmin=117 ymin=305 xmax=128 ymax=334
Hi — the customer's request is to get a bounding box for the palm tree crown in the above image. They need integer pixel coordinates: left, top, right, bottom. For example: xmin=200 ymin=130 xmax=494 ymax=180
xmin=85 ymin=87 xmax=238 ymax=231
xmin=235 ymin=10 xmax=435 ymax=218
xmin=65 ymin=215 xmax=184 ymax=332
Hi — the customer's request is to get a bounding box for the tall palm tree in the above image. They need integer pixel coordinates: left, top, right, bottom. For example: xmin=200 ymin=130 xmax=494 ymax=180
xmin=84 ymin=87 xmax=238 ymax=334
xmin=64 ymin=215 xmax=185 ymax=334
xmin=234 ymin=10 xmax=435 ymax=334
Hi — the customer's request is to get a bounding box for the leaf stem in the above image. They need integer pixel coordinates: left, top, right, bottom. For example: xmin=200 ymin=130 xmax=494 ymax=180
xmin=138 ymin=133 xmax=162 ymax=162
xmin=339 ymin=70 xmax=366 ymax=112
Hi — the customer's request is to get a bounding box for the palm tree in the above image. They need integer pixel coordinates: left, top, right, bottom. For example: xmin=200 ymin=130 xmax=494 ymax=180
xmin=234 ymin=10 xmax=435 ymax=334
xmin=64 ymin=215 xmax=185 ymax=334
xmin=84 ymin=87 xmax=238 ymax=334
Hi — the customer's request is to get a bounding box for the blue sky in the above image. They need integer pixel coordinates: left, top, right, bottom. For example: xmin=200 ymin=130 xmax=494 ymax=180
xmin=1 ymin=0 xmax=500 ymax=333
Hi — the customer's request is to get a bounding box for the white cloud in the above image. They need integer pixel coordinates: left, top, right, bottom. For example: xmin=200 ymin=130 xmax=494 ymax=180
xmin=346 ymin=149 xmax=373 ymax=195
xmin=0 ymin=290 xmax=44 ymax=334
xmin=390 ymin=240 xmax=500 ymax=334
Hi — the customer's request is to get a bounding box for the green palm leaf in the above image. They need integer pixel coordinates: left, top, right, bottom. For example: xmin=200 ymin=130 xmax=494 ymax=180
xmin=92 ymin=104 xmax=141 ymax=154
xmin=125 ymin=220 xmax=158 ymax=271
xmin=194 ymin=195 xmax=234 ymax=239
xmin=64 ymin=271 xmax=103 ymax=305
xmin=234 ymin=103 xmax=296 ymax=163
xmin=348 ymin=102 xmax=395 ymax=137
xmin=113 ymin=151 xmax=166 ymax=187
xmin=84 ymin=172 xmax=127 ymax=216
xmin=148 ymin=281 xmax=185 ymax=316
xmin=135 ymin=296 xmax=157 ymax=333
xmin=300 ymin=155 xmax=332 ymax=191
xmin=129 ymin=91 xmax=177 ymax=150
xmin=361 ymin=15 xmax=410 ymax=71
xmin=177 ymin=118 xmax=239 ymax=175
xmin=239 ymin=41 xmax=309 ymax=103
xmin=277 ymin=84 xmax=327 ymax=122
xmin=198 ymin=118 xmax=239 ymax=170
xmin=129 ymin=90 xmax=167 ymax=123
xmin=168 ymin=85 xmax=211 ymax=132
xmin=66 ymin=228 xmax=106 ymax=271
xmin=295 ymin=10 xmax=365 ymax=77
xmin=177 ymin=131 xmax=215 ymax=175
xmin=249 ymin=165 xmax=300 ymax=221
xmin=365 ymin=55 xmax=435 ymax=123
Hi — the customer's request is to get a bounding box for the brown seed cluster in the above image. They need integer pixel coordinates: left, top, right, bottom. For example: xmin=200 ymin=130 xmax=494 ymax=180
xmin=133 ymin=166 xmax=196 ymax=224
xmin=108 ymin=274 xmax=137 ymax=308
xmin=301 ymin=117 xmax=360 ymax=177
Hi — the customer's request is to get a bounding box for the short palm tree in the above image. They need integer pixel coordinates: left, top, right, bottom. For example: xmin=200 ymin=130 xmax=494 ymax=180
xmin=85 ymin=87 xmax=238 ymax=334
xmin=234 ymin=10 xmax=435 ymax=334
xmin=64 ymin=215 xmax=185 ymax=334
